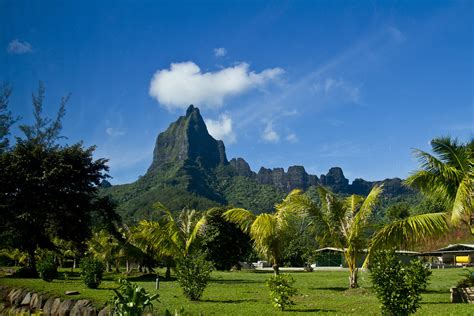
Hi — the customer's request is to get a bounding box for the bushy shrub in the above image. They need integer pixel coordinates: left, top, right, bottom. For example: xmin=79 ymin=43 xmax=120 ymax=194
xmin=37 ymin=255 xmax=57 ymax=282
xmin=266 ymin=273 xmax=298 ymax=311
xmin=80 ymin=257 xmax=104 ymax=289
xmin=175 ymin=254 xmax=213 ymax=301
xmin=456 ymin=269 xmax=474 ymax=288
xmin=369 ymin=250 xmax=431 ymax=315
xmin=112 ymin=279 xmax=159 ymax=316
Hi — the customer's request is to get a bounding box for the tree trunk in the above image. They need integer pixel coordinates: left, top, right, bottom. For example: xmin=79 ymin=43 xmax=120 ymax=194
xmin=126 ymin=260 xmax=130 ymax=274
xmin=349 ymin=267 xmax=359 ymax=288
xmin=272 ymin=263 xmax=279 ymax=275
xmin=106 ymin=261 xmax=110 ymax=272
xmin=27 ymin=248 xmax=38 ymax=277
xmin=165 ymin=265 xmax=171 ymax=279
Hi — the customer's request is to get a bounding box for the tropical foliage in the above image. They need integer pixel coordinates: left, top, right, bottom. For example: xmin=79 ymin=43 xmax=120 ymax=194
xmin=282 ymin=185 xmax=383 ymax=288
xmin=224 ymin=190 xmax=305 ymax=275
xmin=266 ymin=273 xmax=298 ymax=311
xmin=369 ymin=137 xmax=472 ymax=254
xmin=112 ymin=279 xmax=159 ymax=316
xmin=175 ymin=253 xmax=214 ymax=301
xmin=369 ymin=250 xmax=431 ymax=315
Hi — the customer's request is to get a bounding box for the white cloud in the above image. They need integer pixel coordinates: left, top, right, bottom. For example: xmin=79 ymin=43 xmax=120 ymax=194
xmin=214 ymin=47 xmax=227 ymax=57
xmin=149 ymin=61 xmax=284 ymax=110
xmin=205 ymin=114 xmax=236 ymax=144
xmin=105 ymin=127 xmax=126 ymax=137
xmin=262 ymin=121 xmax=279 ymax=143
xmin=7 ymin=39 xmax=32 ymax=54
xmin=286 ymin=133 xmax=298 ymax=143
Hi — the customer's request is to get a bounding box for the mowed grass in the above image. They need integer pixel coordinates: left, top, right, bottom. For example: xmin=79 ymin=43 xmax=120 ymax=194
xmin=0 ymin=268 xmax=473 ymax=315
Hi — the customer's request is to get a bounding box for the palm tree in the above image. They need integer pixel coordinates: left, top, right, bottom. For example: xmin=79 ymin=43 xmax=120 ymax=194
xmin=87 ymin=230 xmax=122 ymax=272
xmin=369 ymin=137 xmax=472 ymax=254
xmin=224 ymin=191 xmax=305 ymax=275
xmin=286 ymin=185 xmax=383 ymax=288
xmin=131 ymin=202 xmax=206 ymax=278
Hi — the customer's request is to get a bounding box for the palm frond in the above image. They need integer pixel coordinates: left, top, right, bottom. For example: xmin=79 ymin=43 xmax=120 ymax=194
xmin=185 ymin=215 xmax=207 ymax=255
xmin=223 ymin=208 xmax=256 ymax=233
xmin=369 ymin=212 xmax=449 ymax=252
xmin=451 ymin=175 xmax=472 ymax=225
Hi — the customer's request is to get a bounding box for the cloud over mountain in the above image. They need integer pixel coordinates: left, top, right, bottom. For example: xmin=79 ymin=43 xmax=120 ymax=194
xmin=149 ymin=61 xmax=283 ymax=110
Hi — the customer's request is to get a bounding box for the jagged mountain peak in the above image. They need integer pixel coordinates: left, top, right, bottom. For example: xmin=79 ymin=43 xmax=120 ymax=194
xmin=147 ymin=105 xmax=227 ymax=173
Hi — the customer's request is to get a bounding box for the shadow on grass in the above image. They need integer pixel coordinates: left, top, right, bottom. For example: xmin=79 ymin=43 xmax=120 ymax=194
xmin=288 ymin=308 xmax=336 ymax=313
xmin=209 ymin=279 xmax=260 ymax=284
xmin=201 ymin=299 xmax=258 ymax=304
xmin=423 ymin=289 xmax=449 ymax=294
xmin=308 ymin=286 xmax=346 ymax=292
xmin=126 ymin=274 xmax=176 ymax=282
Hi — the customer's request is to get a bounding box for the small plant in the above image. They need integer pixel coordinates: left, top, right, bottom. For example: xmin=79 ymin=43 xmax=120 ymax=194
xmin=266 ymin=273 xmax=298 ymax=311
xmin=456 ymin=269 xmax=474 ymax=288
xmin=369 ymin=250 xmax=431 ymax=315
xmin=175 ymin=253 xmax=213 ymax=301
xmin=37 ymin=255 xmax=57 ymax=282
xmin=80 ymin=257 xmax=104 ymax=289
xmin=112 ymin=279 xmax=159 ymax=316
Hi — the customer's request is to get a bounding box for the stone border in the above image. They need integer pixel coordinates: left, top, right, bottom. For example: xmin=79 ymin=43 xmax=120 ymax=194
xmin=0 ymin=286 xmax=112 ymax=315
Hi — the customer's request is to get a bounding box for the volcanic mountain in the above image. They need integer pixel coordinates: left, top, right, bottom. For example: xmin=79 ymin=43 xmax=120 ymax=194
xmin=103 ymin=105 xmax=413 ymax=222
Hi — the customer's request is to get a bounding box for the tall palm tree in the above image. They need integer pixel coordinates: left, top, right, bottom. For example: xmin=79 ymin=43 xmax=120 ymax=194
xmin=131 ymin=202 xmax=206 ymax=278
xmin=224 ymin=191 xmax=306 ymax=275
xmin=286 ymin=185 xmax=383 ymax=288
xmin=369 ymin=137 xmax=472 ymax=253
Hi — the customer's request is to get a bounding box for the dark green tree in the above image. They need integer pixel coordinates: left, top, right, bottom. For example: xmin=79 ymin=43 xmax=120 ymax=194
xmin=0 ymin=82 xmax=19 ymax=153
xmin=385 ymin=202 xmax=411 ymax=222
xmin=201 ymin=208 xmax=252 ymax=270
xmin=0 ymin=83 xmax=109 ymax=275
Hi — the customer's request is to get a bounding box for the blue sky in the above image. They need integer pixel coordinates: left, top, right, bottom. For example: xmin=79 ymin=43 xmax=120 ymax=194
xmin=1 ymin=0 xmax=472 ymax=184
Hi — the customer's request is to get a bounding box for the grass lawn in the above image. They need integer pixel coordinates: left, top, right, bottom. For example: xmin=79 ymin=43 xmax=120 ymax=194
xmin=0 ymin=268 xmax=472 ymax=315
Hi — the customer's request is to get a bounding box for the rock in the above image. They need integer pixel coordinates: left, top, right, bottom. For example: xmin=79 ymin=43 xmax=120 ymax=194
xmin=21 ymin=292 xmax=31 ymax=306
xmin=229 ymin=158 xmax=254 ymax=178
xmin=70 ymin=299 xmax=92 ymax=315
xmin=257 ymin=167 xmax=273 ymax=185
xmin=42 ymin=297 xmax=56 ymax=314
xmin=57 ymin=299 xmax=75 ymax=316
xmin=9 ymin=288 xmax=27 ymax=307
xmin=148 ymin=104 xmax=228 ymax=173
xmin=65 ymin=291 xmax=80 ymax=295
xmin=50 ymin=297 xmax=62 ymax=315
xmin=98 ymin=306 xmax=111 ymax=316
xmin=320 ymin=167 xmax=349 ymax=192
xmin=30 ymin=293 xmax=45 ymax=311
xmin=81 ymin=306 xmax=99 ymax=316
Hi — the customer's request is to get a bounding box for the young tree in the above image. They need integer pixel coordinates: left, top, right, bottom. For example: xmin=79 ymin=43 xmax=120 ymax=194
xmin=283 ymin=185 xmax=383 ymax=288
xmin=224 ymin=191 xmax=305 ymax=275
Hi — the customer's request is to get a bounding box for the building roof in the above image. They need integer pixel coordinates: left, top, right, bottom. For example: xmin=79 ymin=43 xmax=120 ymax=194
xmin=315 ymin=247 xmax=419 ymax=255
xmin=420 ymin=244 xmax=474 ymax=256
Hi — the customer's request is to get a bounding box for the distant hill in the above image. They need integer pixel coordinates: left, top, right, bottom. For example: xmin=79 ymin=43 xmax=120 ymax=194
xmin=102 ymin=105 xmax=415 ymax=222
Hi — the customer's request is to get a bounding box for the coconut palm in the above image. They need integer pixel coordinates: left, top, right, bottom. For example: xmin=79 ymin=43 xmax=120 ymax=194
xmin=369 ymin=137 xmax=472 ymax=254
xmin=286 ymin=185 xmax=383 ymax=288
xmin=87 ymin=230 xmax=122 ymax=272
xmin=224 ymin=191 xmax=307 ymax=275
xmin=131 ymin=202 xmax=206 ymax=278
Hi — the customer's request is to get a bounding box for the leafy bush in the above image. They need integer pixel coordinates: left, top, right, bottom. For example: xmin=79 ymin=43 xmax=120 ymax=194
xmin=80 ymin=257 xmax=104 ymax=289
xmin=112 ymin=279 xmax=159 ymax=316
xmin=369 ymin=250 xmax=431 ymax=315
xmin=266 ymin=273 xmax=298 ymax=311
xmin=456 ymin=269 xmax=474 ymax=288
xmin=37 ymin=255 xmax=57 ymax=282
xmin=175 ymin=254 xmax=213 ymax=300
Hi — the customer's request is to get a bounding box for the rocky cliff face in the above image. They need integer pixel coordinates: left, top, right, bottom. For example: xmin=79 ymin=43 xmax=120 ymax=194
xmin=148 ymin=105 xmax=228 ymax=173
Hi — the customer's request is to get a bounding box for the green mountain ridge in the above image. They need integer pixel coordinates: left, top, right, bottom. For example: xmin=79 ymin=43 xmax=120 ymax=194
xmin=103 ymin=105 xmax=415 ymax=222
